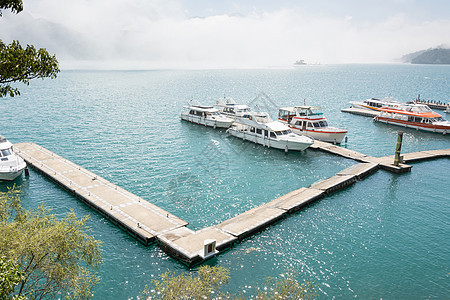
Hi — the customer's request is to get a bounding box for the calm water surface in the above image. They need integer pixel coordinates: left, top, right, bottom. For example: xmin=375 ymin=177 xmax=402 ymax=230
xmin=1 ymin=64 xmax=449 ymax=299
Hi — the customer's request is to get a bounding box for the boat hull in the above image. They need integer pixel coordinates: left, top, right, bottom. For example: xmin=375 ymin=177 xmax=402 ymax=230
xmin=181 ymin=114 xmax=232 ymax=128
xmin=227 ymin=128 xmax=312 ymax=151
xmin=375 ymin=117 xmax=450 ymax=134
xmin=0 ymin=168 xmax=24 ymax=181
xmin=290 ymin=127 xmax=347 ymax=144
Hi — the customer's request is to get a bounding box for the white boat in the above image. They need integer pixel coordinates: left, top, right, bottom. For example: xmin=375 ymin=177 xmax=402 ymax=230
xmin=181 ymin=103 xmax=234 ymax=128
xmin=215 ymin=97 xmax=252 ymax=120
xmin=349 ymin=97 xmax=402 ymax=111
xmin=226 ymin=113 xmax=314 ymax=152
xmin=0 ymin=135 xmax=26 ymax=181
xmin=374 ymin=104 xmax=450 ymax=134
xmin=444 ymin=106 xmax=450 ymax=114
xmin=278 ymin=106 xmax=347 ymax=144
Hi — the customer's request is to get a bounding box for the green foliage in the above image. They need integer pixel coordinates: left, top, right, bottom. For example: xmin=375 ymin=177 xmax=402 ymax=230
xmin=0 ymin=0 xmax=23 ymax=16
xmin=1 ymin=0 xmax=59 ymax=97
xmin=144 ymin=265 xmax=230 ymax=299
xmin=256 ymin=270 xmax=317 ymax=299
xmin=0 ymin=256 xmax=26 ymax=300
xmin=0 ymin=40 xmax=60 ymax=97
xmin=0 ymin=188 xmax=102 ymax=300
xmin=145 ymin=266 xmax=316 ymax=299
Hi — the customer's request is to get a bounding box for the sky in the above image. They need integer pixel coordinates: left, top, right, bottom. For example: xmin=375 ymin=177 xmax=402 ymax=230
xmin=1 ymin=0 xmax=450 ymax=69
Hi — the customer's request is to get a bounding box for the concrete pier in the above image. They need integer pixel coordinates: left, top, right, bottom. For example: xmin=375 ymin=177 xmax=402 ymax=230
xmin=13 ymin=142 xmax=450 ymax=266
xmin=14 ymin=142 xmax=188 ymax=245
xmin=341 ymin=107 xmax=380 ymax=117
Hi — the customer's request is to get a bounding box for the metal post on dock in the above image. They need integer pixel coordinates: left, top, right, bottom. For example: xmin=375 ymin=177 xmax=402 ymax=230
xmin=394 ymin=131 xmax=403 ymax=166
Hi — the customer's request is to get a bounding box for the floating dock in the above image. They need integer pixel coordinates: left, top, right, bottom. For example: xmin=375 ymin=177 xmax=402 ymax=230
xmin=311 ymin=140 xmax=413 ymax=173
xmin=341 ymin=107 xmax=380 ymax=117
xmin=14 ymin=143 xmax=188 ymax=245
xmin=14 ymin=142 xmax=450 ymax=266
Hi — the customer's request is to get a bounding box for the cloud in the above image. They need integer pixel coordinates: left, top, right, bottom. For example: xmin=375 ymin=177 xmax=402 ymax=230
xmin=1 ymin=0 xmax=450 ymax=69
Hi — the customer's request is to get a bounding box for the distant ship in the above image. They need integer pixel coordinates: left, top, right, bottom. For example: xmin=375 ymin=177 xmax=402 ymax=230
xmin=293 ymin=59 xmax=307 ymax=66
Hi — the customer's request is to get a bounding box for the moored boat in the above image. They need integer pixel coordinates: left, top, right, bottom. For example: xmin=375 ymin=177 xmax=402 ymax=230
xmin=278 ymin=106 xmax=347 ymax=144
xmin=349 ymin=97 xmax=402 ymax=111
xmin=181 ymin=103 xmax=234 ymax=128
xmin=0 ymin=135 xmax=27 ymax=181
xmin=374 ymin=104 xmax=450 ymax=134
xmin=215 ymin=97 xmax=252 ymax=120
xmin=227 ymin=113 xmax=314 ymax=152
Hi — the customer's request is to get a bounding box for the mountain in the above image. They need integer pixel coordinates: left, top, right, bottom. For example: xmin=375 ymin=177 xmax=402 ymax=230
xmin=402 ymin=47 xmax=450 ymax=64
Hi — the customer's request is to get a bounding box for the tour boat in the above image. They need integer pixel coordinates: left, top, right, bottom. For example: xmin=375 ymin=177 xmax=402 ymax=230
xmin=349 ymin=97 xmax=402 ymax=111
xmin=278 ymin=106 xmax=348 ymax=144
xmin=0 ymin=135 xmax=27 ymax=181
xmin=226 ymin=113 xmax=314 ymax=152
xmin=181 ymin=104 xmax=234 ymax=128
xmin=215 ymin=97 xmax=252 ymax=120
xmin=374 ymin=104 xmax=450 ymax=134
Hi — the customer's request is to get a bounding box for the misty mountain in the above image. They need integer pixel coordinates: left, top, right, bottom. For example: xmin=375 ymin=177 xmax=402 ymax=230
xmin=402 ymin=47 xmax=450 ymax=64
xmin=1 ymin=12 xmax=103 ymax=61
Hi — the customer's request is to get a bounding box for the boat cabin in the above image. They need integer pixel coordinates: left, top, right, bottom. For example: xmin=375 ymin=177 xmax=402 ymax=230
xmin=278 ymin=106 xmax=327 ymax=128
xmin=0 ymin=137 xmax=13 ymax=161
xmin=221 ymin=104 xmax=251 ymax=117
xmin=188 ymin=105 xmax=221 ymax=118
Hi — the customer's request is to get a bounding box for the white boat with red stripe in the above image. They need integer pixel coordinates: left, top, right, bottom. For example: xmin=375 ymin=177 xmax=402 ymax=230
xmin=278 ymin=106 xmax=347 ymax=144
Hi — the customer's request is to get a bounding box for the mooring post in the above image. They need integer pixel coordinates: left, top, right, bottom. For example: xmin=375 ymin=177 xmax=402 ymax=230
xmin=394 ymin=131 xmax=404 ymax=166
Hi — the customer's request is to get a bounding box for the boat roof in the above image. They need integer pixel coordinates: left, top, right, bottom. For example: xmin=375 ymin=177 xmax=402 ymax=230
xmin=188 ymin=105 xmax=219 ymax=112
xmin=266 ymin=121 xmax=289 ymax=131
xmin=0 ymin=136 xmax=13 ymax=150
xmin=379 ymin=106 xmax=442 ymax=118
xmin=280 ymin=106 xmax=322 ymax=111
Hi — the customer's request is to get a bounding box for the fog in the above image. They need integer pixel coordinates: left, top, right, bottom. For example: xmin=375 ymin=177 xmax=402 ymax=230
xmin=1 ymin=0 xmax=450 ymax=69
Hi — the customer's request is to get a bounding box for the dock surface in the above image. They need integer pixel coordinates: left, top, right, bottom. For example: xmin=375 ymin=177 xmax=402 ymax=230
xmin=14 ymin=143 xmax=188 ymax=245
xmin=14 ymin=142 xmax=450 ymax=266
xmin=341 ymin=107 xmax=380 ymax=117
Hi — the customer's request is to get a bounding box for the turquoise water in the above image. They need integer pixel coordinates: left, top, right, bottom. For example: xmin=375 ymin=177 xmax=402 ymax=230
xmin=1 ymin=65 xmax=449 ymax=299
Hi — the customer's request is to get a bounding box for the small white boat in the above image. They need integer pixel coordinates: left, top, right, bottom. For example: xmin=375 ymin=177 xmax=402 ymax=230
xmin=278 ymin=106 xmax=347 ymax=144
xmin=0 ymin=135 xmax=27 ymax=181
xmin=444 ymin=106 xmax=450 ymax=114
xmin=374 ymin=104 xmax=450 ymax=134
xmin=181 ymin=103 xmax=234 ymax=128
xmin=349 ymin=97 xmax=402 ymax=111
xmin=227 ymin=113 xmax=314 ymax=152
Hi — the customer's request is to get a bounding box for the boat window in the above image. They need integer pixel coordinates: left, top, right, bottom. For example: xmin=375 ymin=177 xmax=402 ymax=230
xmin=1 ymin=149 xmax=12 ymax=156
xmin=256 ymin=128 xmax=262 ymax=135
xmin=282 ymin=130 xmax=289 ymax=135
xmin=270 ymin=132 xmax=276 ymax=138
xmin=264 ymin=130 xmax=268 ymax=137
xmin=313 ymin=122 xmax=320 ymax=128
xmin=250 ymin=127 xmax=256 ymax=133
xmin=275 ymin=131 xmax=282 ymax=136
xmin=286 ymin=129 xmax=292 ymax=134
xmin=307 ymin=122 xmax=313 ymax=128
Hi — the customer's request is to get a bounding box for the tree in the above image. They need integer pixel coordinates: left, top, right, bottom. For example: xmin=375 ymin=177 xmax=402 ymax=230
xmin=0 ymin=188 xmax=102 ymax=300
xmin=144 ymin=265 xmax=230 ymax=300
xmin=0 ymin=0 xmax=23 ymax=16
xmin=0 ymin=256 xmax=26 ymax=300
xmin=0 ymin=0 xmax=59 ymax=97
xmin=144 ymin=265 xmax=316 ymax=299
xmin=255 ymin=270 xmax=317 ymax=300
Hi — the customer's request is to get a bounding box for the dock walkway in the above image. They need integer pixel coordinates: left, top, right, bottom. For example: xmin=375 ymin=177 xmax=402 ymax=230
xmin=341 ymin=107 xmax=380 ymax=117
xmin=14 ymin=143 xmax=188 ymax=245
xmin=14 ymin=142 xmax=450 ymax=266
